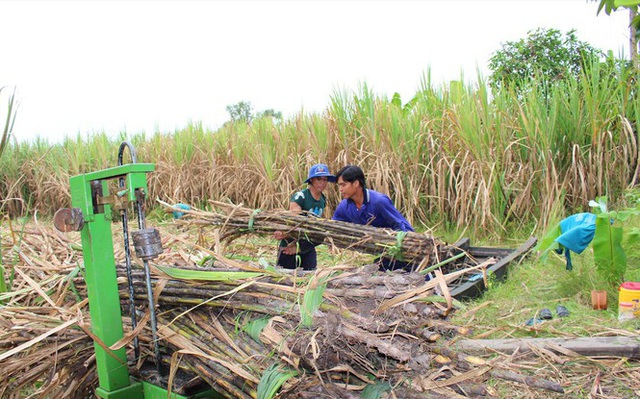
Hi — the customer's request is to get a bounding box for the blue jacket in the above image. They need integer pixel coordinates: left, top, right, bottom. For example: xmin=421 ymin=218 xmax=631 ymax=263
xmin=332 ymin=189 xmax=413 ymax=231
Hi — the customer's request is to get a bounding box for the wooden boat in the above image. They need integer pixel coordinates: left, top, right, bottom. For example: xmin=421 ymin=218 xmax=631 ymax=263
xmin=443 ymin=236 xmax=538 ymax=300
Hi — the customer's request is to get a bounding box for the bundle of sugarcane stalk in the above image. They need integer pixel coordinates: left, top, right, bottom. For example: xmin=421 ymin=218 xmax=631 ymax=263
xmin=165 ymin=200 xmax=450 ymax=267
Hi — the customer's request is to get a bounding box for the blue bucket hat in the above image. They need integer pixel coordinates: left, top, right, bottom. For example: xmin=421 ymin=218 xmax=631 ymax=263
xmin=305 ymin=163 xmax=336 ymax=183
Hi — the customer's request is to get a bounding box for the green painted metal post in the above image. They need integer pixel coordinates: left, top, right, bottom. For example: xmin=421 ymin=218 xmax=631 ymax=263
xmin=69 ymin=166 xmax=154 ymax=399
xmin=66 ymin=162 xmax=218 ymax=399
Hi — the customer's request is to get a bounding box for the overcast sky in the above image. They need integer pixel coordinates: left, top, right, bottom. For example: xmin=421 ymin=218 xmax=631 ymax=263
xmin=1 ymin=0 xmax=632 ymax=144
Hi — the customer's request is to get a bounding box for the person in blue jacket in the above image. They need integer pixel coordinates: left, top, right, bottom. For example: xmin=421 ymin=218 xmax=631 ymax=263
xmin=274 ymin=163 xmax=336 ymax=270
xmin=332 ymin=165 xmax=415 ymax=271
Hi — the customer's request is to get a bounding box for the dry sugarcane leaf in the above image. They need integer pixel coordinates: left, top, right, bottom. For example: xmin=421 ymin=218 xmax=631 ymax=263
xmin=207 ymin=315 xmax=250 ymax=359
xmin=174 ymin=347 xmax=260 ymax=385
xmin=13 ymin=265 xmax=60 ymax=310
xmin=329 ymin=381 xmax=368 ymax=391
xmin=76 ymin=317 xmax=129 ymax=365
xmin=434 ymin=270 xmax=453 ymax=313
xmin=326 ymin=364 xmax=372 ymax=384
xmin=260 ymin=316 xmax=300 ymax=368
xmin=374 ymin=281 xmax=438 ymax=314
xmin=375 ymin=260 xmax=495 ymax=315
xmin=419 ymin=365 xmax=492 ymax=391
xmin=0 ymin=316 xmax=78 ymax=361
xmin=110 ymin=312 xmax=150 ymax=351
xmin=528 ymin=343 xmax=567 ymax=365
xmin=308 ymin=327 xmax=321 ymax=361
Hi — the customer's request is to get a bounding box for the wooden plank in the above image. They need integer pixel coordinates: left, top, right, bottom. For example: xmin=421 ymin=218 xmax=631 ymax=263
xmin=450 ymin=236 xmax=537 ymax=299
xmin=455 ymin=336 xmax=640 ymax=358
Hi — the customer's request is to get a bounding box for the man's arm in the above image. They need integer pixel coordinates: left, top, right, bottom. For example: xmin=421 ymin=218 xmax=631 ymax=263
xmin=379 ymin=196 xmax=414 ymax=232
xmin=332 ymin=201 xmax=349 ymax=222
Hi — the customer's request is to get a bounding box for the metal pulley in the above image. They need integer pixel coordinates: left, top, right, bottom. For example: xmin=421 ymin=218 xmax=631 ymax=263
xmin=53 ymin=208 xmax=84 ymax=232
xmin=131 ymin=227 xmax=163 ymax=260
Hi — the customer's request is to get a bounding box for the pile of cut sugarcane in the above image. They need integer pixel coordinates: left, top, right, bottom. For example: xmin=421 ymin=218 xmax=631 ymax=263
xmin=121 ymin=261 xmax=486 ymax=398
xmin=1 ymin=221 xmax=567 ymax=399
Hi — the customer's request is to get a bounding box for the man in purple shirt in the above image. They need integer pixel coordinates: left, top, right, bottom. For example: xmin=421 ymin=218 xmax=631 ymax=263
xmin=332 ymin=165 xmax=415 ymax=271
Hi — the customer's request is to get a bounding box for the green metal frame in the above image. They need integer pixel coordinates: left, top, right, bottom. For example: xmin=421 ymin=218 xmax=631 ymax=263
xmin=69 ymin=163 xmax=218 ymax=399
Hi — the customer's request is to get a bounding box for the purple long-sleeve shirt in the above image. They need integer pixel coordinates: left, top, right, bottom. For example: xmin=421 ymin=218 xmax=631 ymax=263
xmin=332 ymin=189 xmax=413 ymax=231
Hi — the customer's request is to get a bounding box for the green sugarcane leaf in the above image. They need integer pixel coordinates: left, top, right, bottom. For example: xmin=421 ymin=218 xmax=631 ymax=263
xmin=300 ymin=277 xmax=327 ymax=327
xmin=0 ymin=264 xmax=6 ymax=296
xmin=361 ymin=381 xmax=391 ymax=399
xmin=420 ymin=252 xmax=466 ymax=275
xmin=243 ymin=316 xmax=271 ymax=342
xmin=0 ymin=86 xmax=17 ymax=159
xmin=156 ymin=265 xmax=263 ymax=281
xmin=416 ymin=295 xmax=448 ymax=303
xmin=257 ymin=363 xmax=297 ymax=399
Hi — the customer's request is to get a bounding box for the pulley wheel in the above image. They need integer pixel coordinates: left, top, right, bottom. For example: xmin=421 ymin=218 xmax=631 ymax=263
xmin=53 ymin=208 xmax=84 ymax=232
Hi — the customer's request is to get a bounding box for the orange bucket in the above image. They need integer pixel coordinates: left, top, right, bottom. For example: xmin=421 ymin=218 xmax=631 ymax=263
xmin=618 ymin=282 xmax=640 ymax=321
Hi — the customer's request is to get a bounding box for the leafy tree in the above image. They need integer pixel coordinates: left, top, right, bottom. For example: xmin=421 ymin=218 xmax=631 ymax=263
xmin=225 ymin=102 xmax=283 ymax=124
xmin=226 ymin=101 xmax=254 ymax=123
xmin=256 ymin=109 xmax=283 ymax=120
xmin=488 ymin=28 xmax=603 ymax=92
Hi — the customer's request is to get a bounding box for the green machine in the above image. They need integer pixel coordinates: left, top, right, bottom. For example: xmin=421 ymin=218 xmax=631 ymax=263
xmin=54 ymin=142 xmax=217 ymax=399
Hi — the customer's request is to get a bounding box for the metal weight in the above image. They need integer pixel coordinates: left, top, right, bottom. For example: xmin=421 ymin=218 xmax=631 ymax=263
xmin=131 ymin=228 xmax=163 ymax=260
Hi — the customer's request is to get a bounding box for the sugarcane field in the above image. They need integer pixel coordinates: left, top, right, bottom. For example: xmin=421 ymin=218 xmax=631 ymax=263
xmin=4 ymin=7 xmax=640 ymax=397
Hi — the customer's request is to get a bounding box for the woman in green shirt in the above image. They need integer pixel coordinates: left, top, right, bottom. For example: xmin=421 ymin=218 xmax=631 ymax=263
xmin=274 ymin=163 xmax=335 ymax=270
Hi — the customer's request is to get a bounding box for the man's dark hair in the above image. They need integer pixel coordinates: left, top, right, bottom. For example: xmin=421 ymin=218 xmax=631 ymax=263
xmin=336 ymin=165 xmax=366 ymax=191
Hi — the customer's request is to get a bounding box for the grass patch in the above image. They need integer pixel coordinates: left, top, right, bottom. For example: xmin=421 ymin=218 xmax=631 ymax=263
xmin=450 ymin=251 xmax=640 ymax=338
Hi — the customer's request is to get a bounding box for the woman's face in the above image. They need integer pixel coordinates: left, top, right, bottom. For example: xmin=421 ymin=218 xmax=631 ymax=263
xmin=309 ymin=176 xmax=329 ymax=192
